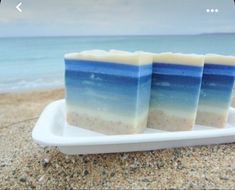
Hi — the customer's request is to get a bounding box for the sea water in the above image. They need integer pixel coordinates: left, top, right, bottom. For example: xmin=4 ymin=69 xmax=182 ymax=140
xmin=0 ymin=34 xmax=235 ymax=92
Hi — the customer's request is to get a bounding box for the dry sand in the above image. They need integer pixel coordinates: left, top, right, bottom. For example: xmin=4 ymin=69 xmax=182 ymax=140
xmin=0 ymin=88 xmax=235 ymax=189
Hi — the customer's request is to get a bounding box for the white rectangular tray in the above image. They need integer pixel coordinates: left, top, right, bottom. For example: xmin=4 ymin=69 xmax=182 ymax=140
xmin=32 ymin=100 xmax=235 ymax=155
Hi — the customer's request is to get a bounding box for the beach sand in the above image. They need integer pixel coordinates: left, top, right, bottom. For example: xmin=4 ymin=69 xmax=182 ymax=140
xmin=0 ymin=88 xmax=235 ymax=189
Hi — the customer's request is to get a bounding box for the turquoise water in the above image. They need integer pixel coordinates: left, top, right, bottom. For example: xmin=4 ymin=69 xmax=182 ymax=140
xmin=0 ymin=34 xmax=235 ymax=92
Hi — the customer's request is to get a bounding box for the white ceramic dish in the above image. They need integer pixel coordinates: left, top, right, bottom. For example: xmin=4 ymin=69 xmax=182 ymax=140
xmin=32 ymin=100 xmax=235 ymax=155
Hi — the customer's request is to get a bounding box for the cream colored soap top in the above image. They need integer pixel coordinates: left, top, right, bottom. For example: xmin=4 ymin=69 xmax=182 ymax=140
xmin=135 ymin=51 xmax=155 ymax=57
xmin=153 ymin=52 xmax=204 ymax=66
xmin=65 ymin=50 xmax=152 ymax=65
xmin=109 ymin=49 xmax=130 ymax=54
xmin=205 ymin=54 xmax=235 ymax=66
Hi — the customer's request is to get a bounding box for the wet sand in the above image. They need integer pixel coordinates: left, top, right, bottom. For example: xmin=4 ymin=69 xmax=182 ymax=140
xmin=0 ymin=88 xmax=235 ymax=189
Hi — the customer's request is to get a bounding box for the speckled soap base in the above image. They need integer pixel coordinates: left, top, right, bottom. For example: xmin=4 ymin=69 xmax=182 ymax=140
xmin=196 ymin=111 xmax=229 ymax=128
xmin=67 ymin=112 xmax=147 ymax=135
xmin=196 ymin=54 xmax=235 ymax=128
xmin=148 ymin=109 xmax=195 ymax=131
xmin=148 ymin=53 xmax=204 ymax=131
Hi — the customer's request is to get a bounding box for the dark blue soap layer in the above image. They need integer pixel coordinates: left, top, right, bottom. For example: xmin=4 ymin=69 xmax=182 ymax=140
xmin=150 ymin=63 xmax=203 ymax=112
xmin=199 ymin=66 xmax=235 ymax=107
xmin=65 ymin=59 xmax=152 ymax=78
xmin=203 ymin=63 xmax=235 ymax=76
xmin=153 ymin=62 xmax=203 ymax=77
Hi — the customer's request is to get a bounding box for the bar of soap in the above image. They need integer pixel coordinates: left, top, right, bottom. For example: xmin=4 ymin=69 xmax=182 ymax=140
xmin=148 ymin=53 xmax=204 ymax=131
xmin=64 ymin=50 xmax=153 ymax=135
xmin=196 ymin=54 xmax=235 ymax=128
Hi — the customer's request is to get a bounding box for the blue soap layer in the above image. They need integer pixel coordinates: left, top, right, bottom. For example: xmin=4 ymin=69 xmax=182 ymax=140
xmin=150 ymin=63 xmax=203 ymax=112
xmin=65 ymin=59 xmax=152 ymax=78
xmin=199 ymin=63 xmax=235 ymax=108
xmin=203 ymin=64 xmax=235 ymax=76
xmin=65 ymin=59 xmax=152 ymax=117
xmin=152 ymin=74 xmax=202 ymax=88
xmin=66 ymin=70 xmax=151 ymax=87
xmin=199 ymin=89 xmax=233 ymax=108
xmin=150 ymin=75 xmax=201 ymax=111
xmin=153 ymin=62 xmax=203 ymax=77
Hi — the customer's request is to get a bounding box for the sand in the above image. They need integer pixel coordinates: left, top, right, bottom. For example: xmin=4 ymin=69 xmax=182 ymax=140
xmin=0 ymin=88 xmax=235 ymax=189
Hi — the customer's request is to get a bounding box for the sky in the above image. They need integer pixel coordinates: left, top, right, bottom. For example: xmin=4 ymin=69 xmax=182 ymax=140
xmin=0 ymin=0 xmax=235 ymax=37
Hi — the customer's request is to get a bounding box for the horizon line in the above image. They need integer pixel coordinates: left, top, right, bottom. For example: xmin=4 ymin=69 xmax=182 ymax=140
xmin=0 ymin=32 xmax=235 ymax=38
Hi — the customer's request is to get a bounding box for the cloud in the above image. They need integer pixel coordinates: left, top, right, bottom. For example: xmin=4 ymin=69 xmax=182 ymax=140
xmin=0 ymin=0 xmax=235 ymax=37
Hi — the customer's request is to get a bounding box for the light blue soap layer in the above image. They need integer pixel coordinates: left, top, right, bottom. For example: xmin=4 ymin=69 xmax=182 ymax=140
xmin=65 ymin=59 xmax=152 ymax=118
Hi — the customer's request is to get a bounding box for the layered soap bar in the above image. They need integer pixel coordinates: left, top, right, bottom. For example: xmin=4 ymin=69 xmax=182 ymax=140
xmin=148 ymin=53 xmax=204 ymax=131
xmin=196 ymin=54 xmax=235 ymax=128
xmin=64 ymin=50 xmax=153 ymax=135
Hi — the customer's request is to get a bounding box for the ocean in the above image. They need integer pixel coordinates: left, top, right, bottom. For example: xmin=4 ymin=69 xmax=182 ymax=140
xmin=0 ymin=34 xmax=235 ymax=93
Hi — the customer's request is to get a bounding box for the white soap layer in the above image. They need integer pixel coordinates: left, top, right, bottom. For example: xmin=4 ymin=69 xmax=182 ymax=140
xmin=109 ymin=49 xmax=131 ymax=54
xmin=64 ymin=50 xmax=152 ymax=65
xmin=153 ymin=52 xmax=204 ymax=66
xmin=205 ymin=54 xmax=235 ymax=65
